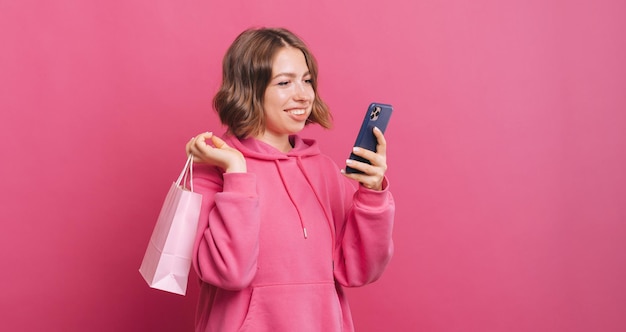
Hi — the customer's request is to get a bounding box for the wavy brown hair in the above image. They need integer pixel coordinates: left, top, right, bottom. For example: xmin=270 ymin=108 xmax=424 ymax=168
xmin=213 ymin=27 xmax=332 ymax=138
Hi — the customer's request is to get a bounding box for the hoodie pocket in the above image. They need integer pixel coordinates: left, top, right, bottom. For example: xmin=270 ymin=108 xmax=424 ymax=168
xmin=239 ymin=282 xmax=343 ymax=332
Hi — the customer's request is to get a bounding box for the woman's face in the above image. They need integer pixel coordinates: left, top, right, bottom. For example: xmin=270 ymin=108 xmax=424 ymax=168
xmin=260 ymin=46 xmax=315 ymax=144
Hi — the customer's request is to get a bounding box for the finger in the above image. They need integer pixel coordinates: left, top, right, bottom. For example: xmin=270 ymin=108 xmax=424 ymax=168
xmin=192 ymin=132 xmax=212 ymax=147
xmin=373 ymin=127 xmax=387 ymax=156
xmin=345 ymin=153 xmax=387 ymax=178
xmin=209 ymin=134 xmax=230 ymax=149
xmin=198 ymin=131 xmax=213 ymax=140
xmin=345 ymin=158 xmax=378 ymax=175
xmin=341 ymin=168 xmax=383 ymax=190
xmin=351 ymin=147 xmax=381 ymax=167
xmin=187 ymin=133 xmax=212 ymax=158
xmin=188 ymin=143 xmax=202 ymax=160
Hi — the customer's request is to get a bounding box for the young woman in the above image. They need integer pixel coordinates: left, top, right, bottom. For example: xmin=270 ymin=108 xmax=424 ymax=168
xmin=186 ymin=27 xmax=395 ymax=332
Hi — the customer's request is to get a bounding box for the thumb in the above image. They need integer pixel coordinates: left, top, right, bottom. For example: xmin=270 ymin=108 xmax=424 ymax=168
xmin=210 ymin=134 xmax=229 ymax=149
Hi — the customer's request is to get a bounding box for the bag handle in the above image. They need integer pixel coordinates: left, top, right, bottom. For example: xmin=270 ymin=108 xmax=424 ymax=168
xmin=175 ymin=154 xmax=194 ymax=192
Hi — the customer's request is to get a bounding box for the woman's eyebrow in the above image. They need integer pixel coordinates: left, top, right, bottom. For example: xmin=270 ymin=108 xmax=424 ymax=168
xmin=271 ymin=71 xmax=311 ymax=80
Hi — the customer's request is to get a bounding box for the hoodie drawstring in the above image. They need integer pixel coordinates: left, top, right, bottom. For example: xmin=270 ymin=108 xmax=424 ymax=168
xmin=274 ymin=160 xmax=309 ymax=239
xmin=295 ymin=157 xmax=336 ymax=259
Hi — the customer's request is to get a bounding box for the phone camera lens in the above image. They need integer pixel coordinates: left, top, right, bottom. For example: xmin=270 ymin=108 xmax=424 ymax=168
xmin=370 ymin=106 xmax=381 ymax=120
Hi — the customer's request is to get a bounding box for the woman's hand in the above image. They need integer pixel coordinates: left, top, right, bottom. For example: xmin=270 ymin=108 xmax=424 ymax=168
xmin=186 ymin=132 xmax=247 ymax=173
xmin=341 ymin=127 xmax=388 ymax=191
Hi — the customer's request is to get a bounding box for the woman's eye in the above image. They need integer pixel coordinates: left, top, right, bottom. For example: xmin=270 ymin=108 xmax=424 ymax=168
xmin=304 ymin=79 xmax=313 ymax=84
xmin=278 ymin=81 xmax=290 ymax=86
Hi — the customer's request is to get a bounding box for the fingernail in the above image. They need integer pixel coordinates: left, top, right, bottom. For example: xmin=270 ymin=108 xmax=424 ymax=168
xmin=346 ymin=159 xmax=353 ymax=164
xmin=352 ymin=147 xmax=360 ymax=153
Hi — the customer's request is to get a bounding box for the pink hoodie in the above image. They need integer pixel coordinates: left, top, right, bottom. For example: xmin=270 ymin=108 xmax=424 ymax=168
xmin=191 ymin=135 xmax=394 ymax=332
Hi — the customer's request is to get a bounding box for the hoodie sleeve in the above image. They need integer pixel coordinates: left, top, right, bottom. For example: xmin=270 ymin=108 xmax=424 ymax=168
xmin=333 ymin=177 xmax=395 ymax=287
xmin=192 ymin=166 xmax=260 ymax=290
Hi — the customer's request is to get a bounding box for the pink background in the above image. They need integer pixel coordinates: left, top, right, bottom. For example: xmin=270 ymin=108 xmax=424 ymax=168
xmin=1 ymin=0 xmax=625 ymax=331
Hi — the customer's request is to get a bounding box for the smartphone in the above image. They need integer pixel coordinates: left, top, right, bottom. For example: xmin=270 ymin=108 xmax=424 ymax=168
xmin=345 ymin=102 xmax=393 ymax=174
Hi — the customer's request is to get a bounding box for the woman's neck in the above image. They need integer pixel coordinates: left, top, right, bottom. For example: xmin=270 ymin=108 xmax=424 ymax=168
xmin=255 ymin=133 xmax=293 ymax=153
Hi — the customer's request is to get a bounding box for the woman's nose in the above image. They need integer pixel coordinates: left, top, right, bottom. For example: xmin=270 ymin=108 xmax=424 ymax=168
xmin=294 ymin=82 xmax=313 ymax=101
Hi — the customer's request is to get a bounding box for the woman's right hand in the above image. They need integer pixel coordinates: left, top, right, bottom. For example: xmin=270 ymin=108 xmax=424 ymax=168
xmin=186 ymin=132 xmax=247 ymax=173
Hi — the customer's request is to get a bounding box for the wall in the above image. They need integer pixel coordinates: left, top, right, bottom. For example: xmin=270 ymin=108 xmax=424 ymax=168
xmin=1 ymin=0 xmax=625 ymax=331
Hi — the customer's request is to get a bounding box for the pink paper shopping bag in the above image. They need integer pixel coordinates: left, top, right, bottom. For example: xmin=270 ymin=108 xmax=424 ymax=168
xmin=139 ymin=155 xmax=202 ymax=295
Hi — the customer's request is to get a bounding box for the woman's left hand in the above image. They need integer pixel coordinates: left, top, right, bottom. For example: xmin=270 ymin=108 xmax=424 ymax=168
xmin=341 ymin=127 xmax=388 ymax=191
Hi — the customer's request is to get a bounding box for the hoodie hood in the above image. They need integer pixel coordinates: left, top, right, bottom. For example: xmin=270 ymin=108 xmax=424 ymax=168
xmin=225 ymin=134 xmax=321 ymax=161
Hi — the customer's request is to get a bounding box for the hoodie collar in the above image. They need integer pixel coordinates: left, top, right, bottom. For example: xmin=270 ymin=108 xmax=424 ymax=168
xmin=226 ymin=134 xmax=321 ymax=161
